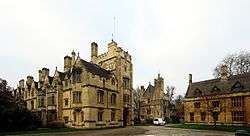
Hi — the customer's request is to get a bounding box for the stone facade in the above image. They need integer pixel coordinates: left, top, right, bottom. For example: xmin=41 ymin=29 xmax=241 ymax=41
xmin=139 ymin=74 xmax=168 ymax=121
xmin=14 ymin=40 xmax=133 ymax=128
xmin=184 ymin=72 xmax=250 ymax=126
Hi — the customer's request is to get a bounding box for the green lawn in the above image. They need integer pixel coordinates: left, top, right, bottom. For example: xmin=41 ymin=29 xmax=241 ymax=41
xmin=0 ymin=127 xmax=121 ymax=135
xmin=167 ymin=124 xmax=250 ymax=132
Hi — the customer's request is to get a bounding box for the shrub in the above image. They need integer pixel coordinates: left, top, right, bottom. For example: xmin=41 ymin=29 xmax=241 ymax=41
xmin=47 ymin=121 xmax=65 ymax=128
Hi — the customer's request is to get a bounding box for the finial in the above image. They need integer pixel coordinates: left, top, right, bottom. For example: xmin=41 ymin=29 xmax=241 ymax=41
xmin=56 ymin=66 xmax=57 ymax=71
xmin=77 ymin=52 xmax=80 ymax=57
xmin=72 ymin=50 xmax=76 ymax=56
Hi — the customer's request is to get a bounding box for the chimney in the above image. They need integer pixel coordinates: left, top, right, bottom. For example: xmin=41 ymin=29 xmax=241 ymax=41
xmin=26 ymin=76 xmax=34 ymax=85
xmin=91 ymin=42 xmax=98 ymax=63
xmin=141 ymin=86 xmax=145 ymax=91
xmin=71 ymin=50 xmax=76 ymax=64
xmin=42 ymin=68 xmax=49 ymax=76
xmin=19 ymin=79 xmax=25 ymax=88
xmin=189 ymin=74 xmax=192 ymax=84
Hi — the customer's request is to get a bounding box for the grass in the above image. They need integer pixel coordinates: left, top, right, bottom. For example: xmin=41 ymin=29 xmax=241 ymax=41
xmin=167 ymin=124 xmax=250 ymax=132
xmin=0 ymin=126 xmax=122 ymax=135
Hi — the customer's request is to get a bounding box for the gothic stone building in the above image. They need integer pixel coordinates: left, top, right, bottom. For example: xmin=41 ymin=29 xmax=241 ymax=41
xmin=139 ymin=74 xmax=167 ymax=121
xmin=184 ymin=68 xmax=250 ymax=126
xmin=14 ymin=40 xmax=133 ymax=128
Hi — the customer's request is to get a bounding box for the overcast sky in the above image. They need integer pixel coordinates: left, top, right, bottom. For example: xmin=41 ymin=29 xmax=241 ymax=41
xmin=0 ymin=0 xmax=250 ymax=96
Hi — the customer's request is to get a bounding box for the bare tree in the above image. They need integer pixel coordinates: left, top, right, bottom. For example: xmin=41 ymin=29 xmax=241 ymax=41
xmin=164 ymin=86 xmax=175 ymax=121
xmin=166 ymin=86 xmax=175 ymax=103
xmin=173 ymin=95 xmax=184 ymax=123
xmin=213 ymin=51 xmax=250 ymax=78
xmin=133 ymin=87 xmax=144 ymax=123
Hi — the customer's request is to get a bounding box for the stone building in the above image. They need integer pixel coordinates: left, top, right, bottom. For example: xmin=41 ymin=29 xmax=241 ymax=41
xmin=139 ymin=74 xmax=168 ymax=122
xmin=184 ymin=66 xmax=250 ymax=126
xmin=14 ymin=40 xmax=133 ymax=128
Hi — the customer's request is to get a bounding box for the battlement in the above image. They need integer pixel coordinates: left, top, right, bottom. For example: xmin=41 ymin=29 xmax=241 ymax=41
xmin=95 ymin=41 xmax=132 ymax=63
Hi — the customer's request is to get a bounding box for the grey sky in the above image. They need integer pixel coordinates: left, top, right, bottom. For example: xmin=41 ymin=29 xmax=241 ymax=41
xmin=0 ymin=0 xmax=249 ymax=96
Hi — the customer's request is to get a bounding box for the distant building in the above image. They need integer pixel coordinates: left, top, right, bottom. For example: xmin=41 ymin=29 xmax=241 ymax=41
xmin=184 ymin=66 xmax=250 ymax=126
xmin=14 ymin=40 xmax=133 ymax=128
xmin=139 ymin=74 xmax=169 ymax=122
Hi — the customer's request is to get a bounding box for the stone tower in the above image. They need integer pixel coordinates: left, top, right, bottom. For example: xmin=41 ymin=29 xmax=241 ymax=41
xmin=154 ymin=73 xmax=164 ymax=99
xmin=90 ymin=40 xmax=133 ymax=126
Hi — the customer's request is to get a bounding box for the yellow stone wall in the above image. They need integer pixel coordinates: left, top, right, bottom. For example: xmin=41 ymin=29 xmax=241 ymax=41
xmin=184 ymin=93 xmax=250 ymax=126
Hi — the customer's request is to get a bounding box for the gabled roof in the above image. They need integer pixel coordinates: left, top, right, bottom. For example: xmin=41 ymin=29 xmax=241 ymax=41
xmin=143 ymin=84 xmax=155 ymax=97
xmin=80 ymin=59 xmax=111 ymax=78
xmin=185 ymin=72 xmax=250 ymax=98
xmin=48 ymin=76 xmax=54 ymax=84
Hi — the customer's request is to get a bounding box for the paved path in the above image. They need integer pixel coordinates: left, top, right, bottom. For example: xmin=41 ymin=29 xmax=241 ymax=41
xmin=138 ymin=126 xmax=234 ymax=136
xmin=9 ymin=126 xmax=235 ymax=136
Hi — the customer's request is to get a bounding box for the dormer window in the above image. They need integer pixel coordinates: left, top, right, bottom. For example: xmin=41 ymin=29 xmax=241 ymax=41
xmin=231 ymin=81 xmax=244 ymax=91
xmin=211 ymin=86 xmax=220 ymax=93
xmin=194 ymin=88 xmax=202 ymax=96
xmin=72 ymin=68 xmax=81 ymax=83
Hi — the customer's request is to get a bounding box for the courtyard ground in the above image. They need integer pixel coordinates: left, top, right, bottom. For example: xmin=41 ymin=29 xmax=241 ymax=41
xmin=4 ymin=126 xmax=235 ymax=136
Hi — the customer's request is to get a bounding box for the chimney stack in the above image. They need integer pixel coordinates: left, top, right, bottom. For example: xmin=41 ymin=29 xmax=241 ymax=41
xmin=189 ymin=74 xmax=192 ymax=84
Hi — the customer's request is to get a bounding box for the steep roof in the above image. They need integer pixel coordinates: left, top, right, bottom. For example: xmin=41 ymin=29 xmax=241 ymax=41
xmin=80 ymin=59 xmax=111 ymax=78
xmin=143 ymin=84 xmax=155 ymax=97
xmin=185 ymin=72 xmax=250 ymax=98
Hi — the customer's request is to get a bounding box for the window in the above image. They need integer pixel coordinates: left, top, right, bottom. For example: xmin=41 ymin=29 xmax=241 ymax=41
xmin=64 ymin=98 xmax=69 ymax=106
xmin=111 ymin=111 xmax=115 ymax=121
xmin=232 ymin=111 xmax=245 ymax=121
xmin=201 ymin=112 xmax=206 ymax=121
xmin=212 ymin=86 xmax=220 ymax=93
xmin=124 ymin=94 xmax=130 ymax=103
xmin=194 ymin=102 xmax=200 ymax=108
xmin=47 ymin=95 xmax=55 ymax=106
xmin=73 ymin=91 xmax=82 ymax=103
xmin=111 ymin=93 xmax=116 ymax=105
xmin=111 ymin=78 xmax=115 ymax=85
xmin=81 ymin=111 xmax=84 ymax=122
xmin=39 ymin=98 xmax=45 ymax=107
xmin=147 ymin=109 xmax=151 ymax=114
xmin=123 ymin=77 xmax=130 ymax=89
xmin=147 ymin=99 xmax=150 ymax=104
xmin=98 ymin=111 xmax=103 ymax=121
xmin=212 ymin=101 xmax=220 ymax=108
xmin=31 ymin=89 xmax=34 ymax=97
xmin=231 ymin=81 xmax=244 ymax=91
xmin=232 ymin=97 xmax=244 ymax=107
xmin=65 ymin=80 xmax=68 ymax=87
xmin=31 ymin=100 xmax=34 ymax=110
xmin=64 ymin=116 xmax=69 ymax=123
xmin=52 ymin=95 xmax=55 ymax=105
xmin=72 ymin=68 xmax=81 ymax=83
xmin=97 ymin=90 xmax=104 ymax=104
xmin=124 ymin=66 xmax=127 ymax=72
xmin=190 ymin=112 xmax=194 ymax=122
xmin=194 ymin=88 xmax=202 ymax=96
xmin=73 ymin=112 xmax=76 ymax=122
